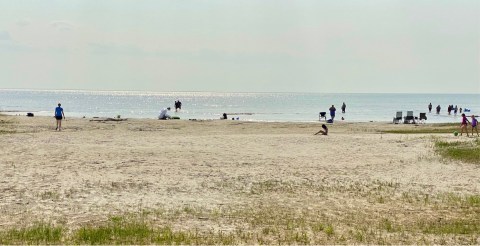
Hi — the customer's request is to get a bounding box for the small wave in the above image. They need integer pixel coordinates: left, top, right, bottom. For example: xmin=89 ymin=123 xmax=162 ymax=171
xmin=0 ymin=110 xmax=25 ymax=112
xmin=225 ymin=113 xmax=254 ymax=115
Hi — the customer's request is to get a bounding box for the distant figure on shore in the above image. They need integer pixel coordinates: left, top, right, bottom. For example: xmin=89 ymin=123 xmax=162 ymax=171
xmin=341 ymin=102 xmax=346 ymax=113
xmin=460 ymin=108 xmax=463 ymax=114
xmin=314 ymin=124 xmax=328 ymax=135
xmin=158 ymin=107 xmax=171 ymax=120
xmin=471 ymin=115 xmax=479 ymax=136
xmin=436 ymin=105 xmax=441 ymax=114
xmin=428 ymin=103 xmax=432 ymax=113
xmin=454 ymin=105 xmax=458 ymax=115
xmin=329 ymin=105 xmax=336 ymax=121
xmin=460 ymin=113 xmax=470 ymax=137
xmin=222 ymin=113 xmax=227 ymax=120
xmin=174 ymin=100 xmax=182 ymax=112
xmin=54 ymin=103 xmax=65 ymax=131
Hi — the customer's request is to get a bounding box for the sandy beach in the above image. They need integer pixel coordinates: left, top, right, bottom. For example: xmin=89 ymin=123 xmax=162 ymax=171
xmin=1 ymin=115 xmax=479 ymax=244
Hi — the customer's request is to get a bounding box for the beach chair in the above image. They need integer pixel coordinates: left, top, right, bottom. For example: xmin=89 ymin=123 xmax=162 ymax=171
xmin=404 ymin=111 xmax=414 ymax=124
xmin=419 ymin=113 xmax=427 ymax=123
xmin=319 ymin=112 xmax=327 ymax=121
xmin=393 ymin=111 xmax=402 ymax=124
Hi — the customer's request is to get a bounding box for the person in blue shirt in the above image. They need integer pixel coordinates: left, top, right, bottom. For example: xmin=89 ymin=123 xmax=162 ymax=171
xmin=54 ymin=103 xmax=65 ymax=131
xmin=329 ymin=105 xmax=336 ymax=122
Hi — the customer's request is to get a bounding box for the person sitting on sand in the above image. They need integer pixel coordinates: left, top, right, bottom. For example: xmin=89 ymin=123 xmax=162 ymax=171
xmin=460 ymin=113 xmax=470 ymax=137
xmin=54 ymin=103 xmax=65 ymax=131
xmin=471 ymin=115 xmax=479 ymax=137
xmin=158 ymin=107 xmax=171 ymax=120
xmin=314 ymin=124 xmax=328 ymax=135
xmin=222 ymin=113 xmax=228 ymax=120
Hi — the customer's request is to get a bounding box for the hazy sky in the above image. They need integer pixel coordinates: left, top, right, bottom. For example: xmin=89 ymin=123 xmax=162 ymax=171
xmin=0 ymin=0 xmax=478 ymax=93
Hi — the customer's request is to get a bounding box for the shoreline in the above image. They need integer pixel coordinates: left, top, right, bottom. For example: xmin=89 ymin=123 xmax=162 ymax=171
xmin=0 ymin=112 xmax=468 ymax=124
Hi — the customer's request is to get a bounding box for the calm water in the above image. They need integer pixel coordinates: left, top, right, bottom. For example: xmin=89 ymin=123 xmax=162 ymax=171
xmin=0 ymin=89 xmax=479 ymax=123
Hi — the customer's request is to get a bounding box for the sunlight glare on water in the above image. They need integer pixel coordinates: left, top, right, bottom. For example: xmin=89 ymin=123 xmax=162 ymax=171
xmin=0 ymin=89 xmax=478 ymax=123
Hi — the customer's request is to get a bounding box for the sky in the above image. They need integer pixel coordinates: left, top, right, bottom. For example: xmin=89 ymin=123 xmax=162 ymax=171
xmin=0 ymin=0 xmax=478 ymax=93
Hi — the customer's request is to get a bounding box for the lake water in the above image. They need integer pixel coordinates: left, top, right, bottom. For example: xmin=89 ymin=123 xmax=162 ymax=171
xmin=0 ymin=89 xmax=478 ymax=123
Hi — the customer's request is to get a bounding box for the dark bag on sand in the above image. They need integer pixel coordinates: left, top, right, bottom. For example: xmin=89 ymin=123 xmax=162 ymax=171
xmin=27 ymin=113 xmax=34 ymax=117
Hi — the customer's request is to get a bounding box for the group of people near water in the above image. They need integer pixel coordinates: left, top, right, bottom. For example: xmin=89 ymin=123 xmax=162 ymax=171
xmin=158 ymin=100 xmax=182 ymax=120
xmin=52 ymin=100 xmax=476 ymax=137
xmin=426 ymin=102 xmax=477 ymax=137
xmin=429 ymin=103 xmax=470 ymax=115
xmin=322 ymin=102 xmax=346 ymax=123
xmin=314 ymin=102 xmax=346 ymax=135
xmin=221 ymin=113 xmax=239 ymax=120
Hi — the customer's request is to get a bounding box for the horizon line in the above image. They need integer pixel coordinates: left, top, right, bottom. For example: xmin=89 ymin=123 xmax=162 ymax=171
xmin=0 ymin=87 xmax=479 ymax=95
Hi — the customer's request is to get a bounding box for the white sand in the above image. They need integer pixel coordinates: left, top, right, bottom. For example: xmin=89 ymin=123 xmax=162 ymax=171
xmin=0 ymin=115 xmax=479 ymax=231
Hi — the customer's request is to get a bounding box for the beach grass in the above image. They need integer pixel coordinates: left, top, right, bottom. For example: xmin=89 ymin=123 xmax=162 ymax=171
xmin=0 ymin=211 xmax=477 ymax=244
xmin=0 ymin=223 xmax=63 ymax=245
xmin=2 ymin=183 xmax=480 ymax=244
xmin=435 ymin=138 xmax=480 ymax=164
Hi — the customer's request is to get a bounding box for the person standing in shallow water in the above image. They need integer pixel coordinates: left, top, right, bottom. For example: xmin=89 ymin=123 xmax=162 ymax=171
xmin=428 ymin=103 xmax=432 ymax=113
xmin=329 ymin=105 xmax=336 ymax=121
xmin=54 ymin=103 xmax=65 ymax=131
xmin=341 ymin=102 xmax=346 ymax=113
xmin=174 ymin=100 xmax=182 ymax=112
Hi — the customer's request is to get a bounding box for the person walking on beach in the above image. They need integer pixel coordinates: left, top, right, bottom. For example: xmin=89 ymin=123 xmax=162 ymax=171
xmin=428 ymin=103 xmax=432 ymax=113
xmin=54 ymin=103 xmax=65 ymax=131
xmin=314 ymin=124 xmax=328 ymax=135
xmin=436 ymin=105 xmax=441 ymax=114
xmin=158 ymin=107 xmax=171 ymax=120
xmin=460 ymin=113 xmax=470 ymax=137
xmin=341 ymin=102 xmax=346 ymax=113
xmin=471 ymin=115 xmax=479 ymax=137
xmin=329 ymin=105 xmax=336 ymax=121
